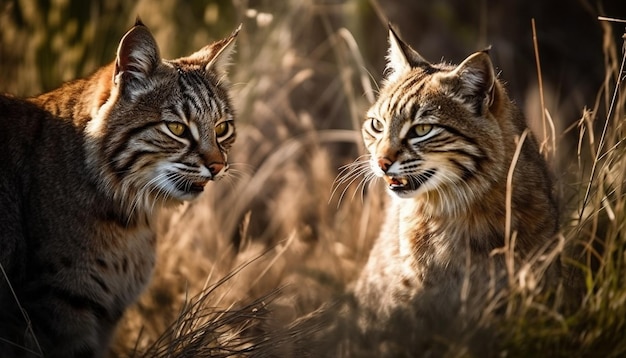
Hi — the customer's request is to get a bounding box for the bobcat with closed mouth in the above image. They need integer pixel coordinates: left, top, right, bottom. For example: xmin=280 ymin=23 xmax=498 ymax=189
xmin=0 ymin=19 xmax=239 ymax=357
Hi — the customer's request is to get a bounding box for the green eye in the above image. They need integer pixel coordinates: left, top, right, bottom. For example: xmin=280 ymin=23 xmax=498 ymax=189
xmin=414 ymin=123 xmax=433 ymax=137
xmin=215 ymin=122 xmax=229 ymax=137
xmin=167 ymin=122 xmax=187 ymax=137
xmin=370 ymin=118 xmax=384 ymax=133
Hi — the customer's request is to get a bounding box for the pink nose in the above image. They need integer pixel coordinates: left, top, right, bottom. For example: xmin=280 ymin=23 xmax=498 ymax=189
xmin=377 ymin=157 xmax=393 ymax=172
xmin=208 ymin=162 xmax=224 ymax=176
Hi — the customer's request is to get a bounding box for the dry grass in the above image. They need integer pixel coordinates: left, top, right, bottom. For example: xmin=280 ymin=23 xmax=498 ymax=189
xmin=2 ymin=0 xmax=626 ymax=357
xmin=111 ymin=1 xmax=386 ymax=355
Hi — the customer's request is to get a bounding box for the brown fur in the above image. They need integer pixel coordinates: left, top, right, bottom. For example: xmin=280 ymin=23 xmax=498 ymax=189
xmin=351 ymin=26 xmax=559 ymax=355
xmin=256 ymin=27 xmax=560 ymax=358
xmin=0 ymin=21 xmax=238 ymax=357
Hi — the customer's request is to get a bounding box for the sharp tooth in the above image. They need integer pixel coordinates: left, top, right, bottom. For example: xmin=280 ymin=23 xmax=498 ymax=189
xmin=400 ymin=178 xmax=408 ymax=186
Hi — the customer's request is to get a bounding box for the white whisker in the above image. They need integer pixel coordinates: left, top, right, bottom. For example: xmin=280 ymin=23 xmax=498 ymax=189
xmin=126 ymin=172 xmax=169 ymax=222
xmin=353 ymin=171 xmax=378 ymax=204
xmin=228 ymin=162 xmax=255 ymax=176
xmin=330 ymin=156 xmax=372 ymax=207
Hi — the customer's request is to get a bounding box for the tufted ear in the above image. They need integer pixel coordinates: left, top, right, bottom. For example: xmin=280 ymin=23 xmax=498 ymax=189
xmin=206 ymin=24 xmax=240 ymax=74
xmin=184 ymin=24 xmax=241 ymax=76
xmin=385 ymin=24 xmax=430 ymax=83
xmin=114 ymin=18 xmax=160 ymax=99
xmin=441 ymin=50 xmax=495 ymax=115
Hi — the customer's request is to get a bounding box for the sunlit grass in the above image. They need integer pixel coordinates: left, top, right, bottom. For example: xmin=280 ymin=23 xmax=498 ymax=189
xmin=1 ymin=1 xmax=625 ymax=357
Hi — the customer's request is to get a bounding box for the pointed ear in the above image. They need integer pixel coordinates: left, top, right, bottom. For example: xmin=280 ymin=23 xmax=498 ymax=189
xmin=385 ymin=24 xmax=430 ymax=83
xmin=443 ymin=50 xmax=495 ymax=115
xmin=114 ymin=22 xmax=160 ymax=99
xmin=185 ymin=24 xmax=241 ymax=76
xmin=206 ymin=24 xmax=240 ymax=74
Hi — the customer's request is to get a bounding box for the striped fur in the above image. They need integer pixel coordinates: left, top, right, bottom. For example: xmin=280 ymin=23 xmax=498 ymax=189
xmin=352 ymin=26 xmax=559 ymax=349
xmin=0 ymin=20 xmax=238 ymax=357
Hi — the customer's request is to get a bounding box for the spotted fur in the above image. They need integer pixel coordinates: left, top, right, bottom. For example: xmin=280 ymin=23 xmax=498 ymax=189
xmin=0 ymin=20 xmax=238 ymax=357
xmin=352 ymin=26 xmax=559 ymax=345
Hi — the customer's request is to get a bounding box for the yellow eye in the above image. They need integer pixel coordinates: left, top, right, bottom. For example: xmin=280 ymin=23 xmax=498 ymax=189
xmin=215 ymin=121 xmax=230 ymax=137
xmin=370 ymin=118 xmax=384 ymax=133
xmin=413 ymin=123 xmax=433 ymax=137
xmin=167 ymin=122 xmax=187 ymax=137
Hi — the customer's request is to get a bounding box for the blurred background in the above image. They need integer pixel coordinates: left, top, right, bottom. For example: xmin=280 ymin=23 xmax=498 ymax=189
xmin=3 ymin=0 xmax=625 ymax=133
xmin=2 ymin=0 xmax=626 ymax=356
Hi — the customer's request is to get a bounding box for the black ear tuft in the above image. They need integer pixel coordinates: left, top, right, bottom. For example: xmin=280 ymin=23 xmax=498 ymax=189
xmin=134 ymin=16 xmax=145 ymax=27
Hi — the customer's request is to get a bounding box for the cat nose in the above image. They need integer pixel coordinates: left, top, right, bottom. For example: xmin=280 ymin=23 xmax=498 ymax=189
xmin=208 ymin=162 xmax=225 ymax=176
xmin=377 ymin=157 xmax=393 ymax=173
xmin=202 ymin=149 xmax=226 ymax=177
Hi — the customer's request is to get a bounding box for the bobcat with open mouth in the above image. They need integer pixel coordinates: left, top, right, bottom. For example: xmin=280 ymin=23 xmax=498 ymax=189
xmin=351 ymin=25 xmax=560 ymax=354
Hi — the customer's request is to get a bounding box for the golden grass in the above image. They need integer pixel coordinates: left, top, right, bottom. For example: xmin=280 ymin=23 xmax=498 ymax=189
xmin=2 ymin=1 xmax=626 ymax=357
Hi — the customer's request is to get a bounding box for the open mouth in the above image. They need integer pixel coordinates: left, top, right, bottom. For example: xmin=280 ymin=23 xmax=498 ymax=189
xmin=189 ymin=181 xmax=208 ymax=193
xmin=383 ymin=169 xmax=436 ymax=192
xmin=174 ymin=180 xmax=209 ymax=194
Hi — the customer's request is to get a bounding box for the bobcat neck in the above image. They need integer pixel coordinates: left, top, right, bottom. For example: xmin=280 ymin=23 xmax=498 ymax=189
xmin=30 ymin=66 xmax=154 ymax=224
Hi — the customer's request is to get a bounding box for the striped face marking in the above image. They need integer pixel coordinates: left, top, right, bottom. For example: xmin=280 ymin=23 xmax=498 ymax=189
xmin=362 ymin=66 xmax=492 ymax=200
xmin=188 ymin=121 xmax=200 ymax=142
xmin=100 ymin=52 xmax=237 ymax=206
xmin=399 ymin=121 xmax=412 ymax=139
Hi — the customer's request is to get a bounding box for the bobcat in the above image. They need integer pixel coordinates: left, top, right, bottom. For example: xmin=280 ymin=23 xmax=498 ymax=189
xmin=0 ymin=20 xmax=238 ymax=357
xmin=347 ymin=26 xmax=560 ymax=354
xmin=257 ymin=26 xmax=561 ymax=358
